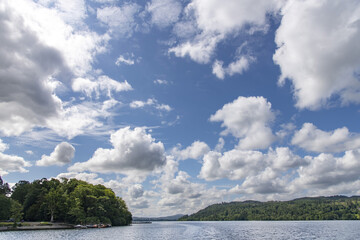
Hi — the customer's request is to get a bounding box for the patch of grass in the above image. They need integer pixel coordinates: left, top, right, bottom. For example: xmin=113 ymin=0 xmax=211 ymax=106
xmin=39 ymin=222 xmax=52 ymax=225
xmin=0 ymin=222 xmax=14 ymax=227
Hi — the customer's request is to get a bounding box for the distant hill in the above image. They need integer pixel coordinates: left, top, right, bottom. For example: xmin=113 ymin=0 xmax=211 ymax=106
xmin=133 ymin=214 xmax=184 ymax=221
xmin=179 ymin=196 xmax=360 ymax=221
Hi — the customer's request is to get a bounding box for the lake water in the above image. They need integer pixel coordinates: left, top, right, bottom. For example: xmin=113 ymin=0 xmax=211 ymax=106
xmin=1 ymin=221 xmax=360 ymax=240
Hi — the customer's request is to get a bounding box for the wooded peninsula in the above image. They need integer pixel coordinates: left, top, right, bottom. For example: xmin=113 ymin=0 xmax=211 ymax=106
xmin=180 ymin=196 xmax=360 ymax=221
xmin=0 ymin=177 xmax=132 ymax=226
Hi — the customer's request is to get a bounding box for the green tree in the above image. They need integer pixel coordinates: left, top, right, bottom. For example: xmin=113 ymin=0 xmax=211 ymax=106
xmin=9 ymin=177 xmax=132 ymax=225
xmin=0 ymin=194 xmax=11 ymax=220
xmin=11 ymin=180 xmax=31 ymax=205
xmin=10 ymin=199 xmax=23 ymax=227
xmin=45 ymin=188 xmax=63 ymax=222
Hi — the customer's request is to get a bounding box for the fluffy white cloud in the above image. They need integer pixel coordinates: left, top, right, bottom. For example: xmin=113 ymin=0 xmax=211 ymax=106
xmin=268 ymin=147 xmax=305 ymax=171
xmin=147 ymin=0 xmax=182 ymax=28
xmin=170 ymin=0 xmax=284 ymax=64
xmin=169 ymin=33 xmax=223 ymax=64
xmin=210 ymin=96 xmax=276 ymax=150
xmin=199 ymin=147 xmax=306 ymax=182
xmin=0 ymin=1 xmax=64 ymax=136
xmin=36 ymin=142 xmax=75 ymax=166
xmin=171 ymin=141 xmax=210 ymax=160
xmin=294 ymin=150 xmax=360 ymax=190
xmin=212 ymin=56 xmax=253 ymax=79
xmin=237 ymin=168 xmax=288 ymax=194
xmin=198 ymin=151 xmax=226 ymax=181
xmin=212 ymin=60 xmax=226 ymax=79
xmin=227 ymin=148 xmax=360 ymax=198
xmin=0 ymin=153 xmax=31 ymax=176
xmin=274 ymin=0 xmax=360 ymax=109
xmin=0 ymin=0 xmax=110 ymax=137
xmin=68 ymin=127 xmax=166 ymax=174
xmin=189 ymin=0 xmax=283 ymax=34
xmin=130 ymin=98 xmax=172 ymax=112
xmin=10 ymin=0 xmax=108 ymax=77
xmin=97 ymin=3 xmax=141 ymax=36
xmin=0 ymin=139 xmax=31 ymax=175
xmin=72 ymin=75 xmax=132 ymax=98
xmin=292 ymin=123 xmax=360 ymax=153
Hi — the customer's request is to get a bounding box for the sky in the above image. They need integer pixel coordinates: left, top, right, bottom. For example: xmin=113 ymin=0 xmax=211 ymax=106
xmin=1 ymin=0 xmax=360 ymax=217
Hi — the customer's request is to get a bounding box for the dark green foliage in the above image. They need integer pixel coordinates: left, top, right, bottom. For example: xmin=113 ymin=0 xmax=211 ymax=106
xmin=11 ymin=180 xmax=31 ymax=205
xmin=10 ymin=200 xmax=23 ymax=227
xmin=8 ymin=177 xmax=132 ymax=225
xmin=0 ymin=176 xmax=12 ymax=220
xmin=0 ymin=194 xmax=11 ymax=220
xmin=179 ymin=196 xmax=360 ymax=221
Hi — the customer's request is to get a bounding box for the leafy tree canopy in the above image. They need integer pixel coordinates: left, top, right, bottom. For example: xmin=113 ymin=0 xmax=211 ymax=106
xmin=0 ymin=177 xmax=132 ymax=226
xmin=180 ymin=196 xmax=360 ymax=221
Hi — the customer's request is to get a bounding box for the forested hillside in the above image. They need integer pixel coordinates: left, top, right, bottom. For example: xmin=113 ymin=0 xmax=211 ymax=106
xmin=0 ymin=177 xmax=132 ymax=226
xmin=180 ymin=196 xmax=360 ymax=221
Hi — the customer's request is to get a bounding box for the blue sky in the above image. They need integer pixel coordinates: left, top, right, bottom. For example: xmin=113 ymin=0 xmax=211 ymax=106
xmin=1 ymin=0 xmax=360 ymax=217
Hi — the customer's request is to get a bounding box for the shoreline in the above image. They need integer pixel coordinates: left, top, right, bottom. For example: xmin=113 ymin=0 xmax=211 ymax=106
xmin=0 ymin=222 xmax=74 ymax=232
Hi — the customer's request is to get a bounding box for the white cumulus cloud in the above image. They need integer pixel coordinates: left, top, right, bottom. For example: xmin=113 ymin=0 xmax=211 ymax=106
xmin=68 ymin=127 xmax=166 ymax=174
xmin=171 ymin=141 xmax=210 ymax=160
xmin=170 ymin=0 xmax=284 ymax=64
xmin=274 ymin=0 xmax=360 ymax=110
xmin=293 ymin=149 xmax=360 ymax=190
xmin=0 ymin=139 xmax=31 ymax=175
xmin=199 ymin=147 xmax=306 ymax=182
xmin=36 ymin=142 xmax=75 ymax=166
xmin=292 ymin=123 xmax=360 ymax=153
xmin=0 ymin=0 xmax=110 ymax=137
xmin=210 ymin=96 xmax=276 ymax=150
xmin=212 ymin=56 xmax=253 ymax=79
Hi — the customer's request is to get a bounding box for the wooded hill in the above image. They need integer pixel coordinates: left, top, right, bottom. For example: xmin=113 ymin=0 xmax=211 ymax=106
xmin=0 ymin=177 xmax=132 ymax=226
xmin=179 ymin=196 xmax=360 ymax=221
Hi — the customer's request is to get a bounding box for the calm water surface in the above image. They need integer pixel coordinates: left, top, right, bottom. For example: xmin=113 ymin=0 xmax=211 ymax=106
xmin=1 ymin=221 xmax=359 ymax=240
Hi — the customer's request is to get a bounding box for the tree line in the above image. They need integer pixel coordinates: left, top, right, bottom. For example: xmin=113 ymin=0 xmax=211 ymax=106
xmin=179 ymin=196 xmax=360 ymax=221
xmin=0 ymin=176 xmax=132 ymax=226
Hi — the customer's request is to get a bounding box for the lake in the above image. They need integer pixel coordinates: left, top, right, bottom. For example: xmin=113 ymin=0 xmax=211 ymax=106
xmin=1 ymin=221 xmax=360 ymax=239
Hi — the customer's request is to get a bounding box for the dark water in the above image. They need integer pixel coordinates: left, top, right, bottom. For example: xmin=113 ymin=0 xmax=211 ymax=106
xmin=1 ymin=221 xmax=360 ymax=240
